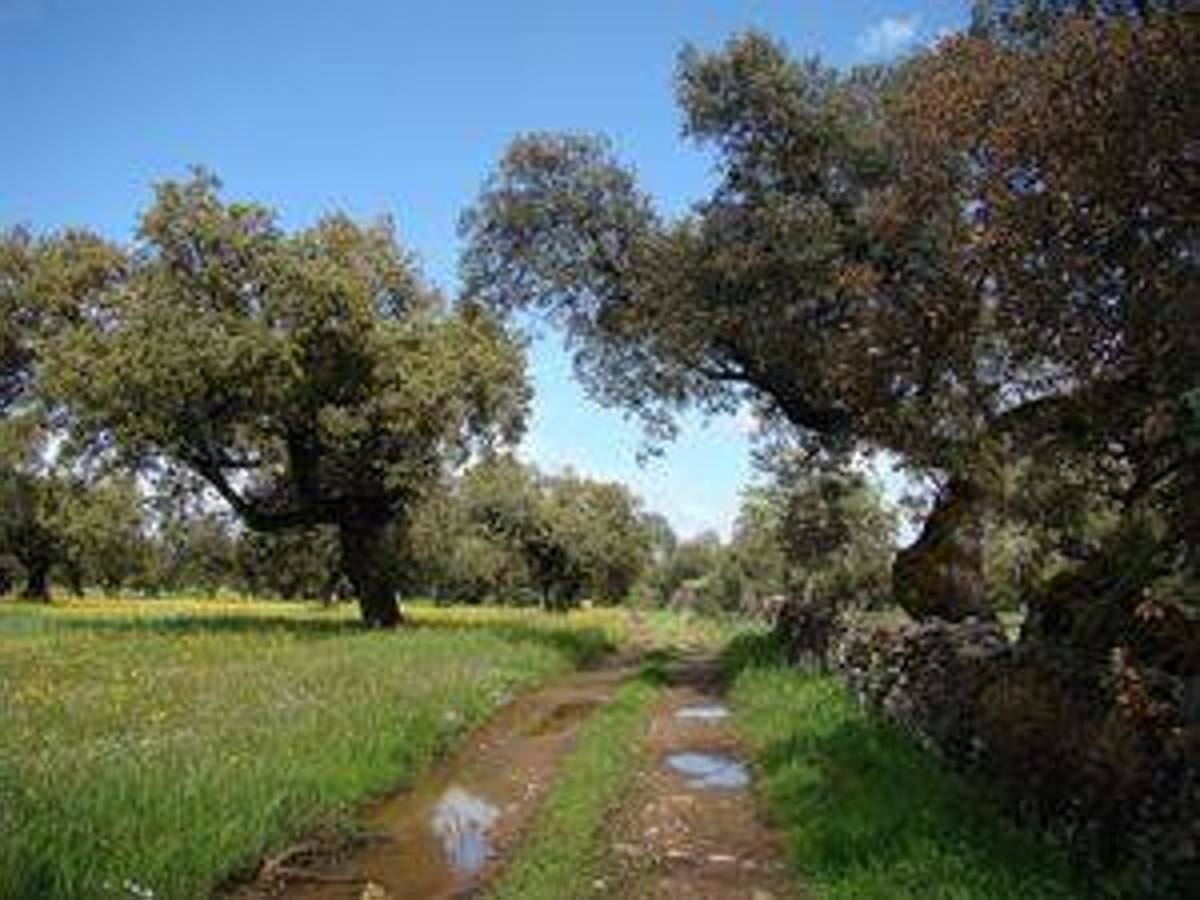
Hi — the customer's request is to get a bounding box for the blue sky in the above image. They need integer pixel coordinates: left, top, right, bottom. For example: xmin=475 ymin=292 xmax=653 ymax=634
xmin=1 ymin=0 xmax=968 ymax=539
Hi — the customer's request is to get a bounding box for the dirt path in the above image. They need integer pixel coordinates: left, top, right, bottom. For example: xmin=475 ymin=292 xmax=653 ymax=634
xmin=225 ymin=617 xmax=796 ymax=900
xmin=227 ymin=664 xmax=637 ymax=900
xmin=602 ymin=657 xmax=798 ymax=900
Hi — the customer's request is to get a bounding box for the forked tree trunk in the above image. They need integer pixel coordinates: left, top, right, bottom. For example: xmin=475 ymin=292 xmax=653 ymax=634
xmin=338 ymin=517 xmax=404 ymax=628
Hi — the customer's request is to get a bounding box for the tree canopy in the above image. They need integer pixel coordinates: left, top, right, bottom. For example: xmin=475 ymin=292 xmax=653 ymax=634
xmin=448 ymin=455 xmax=653 ymax=608
xmin=462 ymin=13 xmax=1198 ymax=621
xmin=36 ymin=172 xmax=530 ymax=625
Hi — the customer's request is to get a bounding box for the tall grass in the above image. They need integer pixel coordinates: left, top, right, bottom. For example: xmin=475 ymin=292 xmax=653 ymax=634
xmin=725 ymin=635 xmax=1088 ymax=900
xmin=0 ymin=599 xmax=621 ymax=900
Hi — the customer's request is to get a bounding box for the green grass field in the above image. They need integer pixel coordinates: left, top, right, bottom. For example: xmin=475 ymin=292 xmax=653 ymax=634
xmin=724 ymin=634 xmax=1088 ymax=900
xmin=0 ymin=598 xmax=625 ymax=900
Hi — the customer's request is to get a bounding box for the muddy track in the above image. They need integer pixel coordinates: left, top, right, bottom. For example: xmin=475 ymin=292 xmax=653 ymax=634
xmin=225 ymin=663 xmax=638 ymax=900
xmin=600 ymin=656 xmax=798 ymax=900
xmin=226 ymin=617 xmax=797 ymax=900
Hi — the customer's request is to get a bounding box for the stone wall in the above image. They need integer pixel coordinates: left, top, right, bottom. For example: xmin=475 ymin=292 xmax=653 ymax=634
xmin=775 ymin=598 xmax=1200 ymax=895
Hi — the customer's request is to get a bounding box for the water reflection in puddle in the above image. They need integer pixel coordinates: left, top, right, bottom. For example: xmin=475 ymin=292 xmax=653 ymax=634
xmin=665 ymin=752 xmax=750 ymax=789
xmin=430 ymin=786 xmax=499 ymax=875
xmin=675 ymin=704 xmax=730 ymax=721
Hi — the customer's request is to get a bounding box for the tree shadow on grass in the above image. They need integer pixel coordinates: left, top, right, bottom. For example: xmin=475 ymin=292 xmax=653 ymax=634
xmin=409 ymin=616 xmax=616 ymax=668
xmin=760 ymin=714 xmax=1095 ymax=898
xmin=12 ymin=609 xmax=363 ymax=639
xmin=4 ymin=601 xmax=618 ymax=667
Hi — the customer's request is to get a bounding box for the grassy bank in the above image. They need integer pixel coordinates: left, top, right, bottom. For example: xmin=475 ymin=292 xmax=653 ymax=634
xmin=0 ymin=598 xmax=622 ymax=900
xmin=725 ymin=636 xmax=1087 ymax=900
xmin=487 ymin=672 xmax=661 ymax=900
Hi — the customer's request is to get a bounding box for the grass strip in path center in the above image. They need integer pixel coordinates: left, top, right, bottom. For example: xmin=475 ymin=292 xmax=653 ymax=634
xmin=485 ymin=668 xmax=663 ymax=900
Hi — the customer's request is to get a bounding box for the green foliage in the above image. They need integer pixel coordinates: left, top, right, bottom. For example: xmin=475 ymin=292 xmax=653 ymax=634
xmin=464 ymin=16 xmax=1199 ymax=623
xmin=776 ymin=462 xmax=896 ymax=610
xmin=971 ymin=0 xmax=1169 ymax=44
xmin=36 ymin=171 xmax=529 ymax=624
xmin=461 ymin=42 xmax=894 ymax=454
xmin=235 ymin=526 xmax=340 ymax=601
xmin=0 ymin=447 xmax=149 ymax=600
xmin=408 ymin=455 xmax=654 ymax=608
xmin=631 ymin=462 xmax=896 ymax=618
xmin=543 ymin=471 xmax=653 ymax=602
xmin=147 ymin=510 xmax=240 ymax=596
xmin=0 ymin=229 xmax=37 ymax=417
xmin=636 ymin=529 xmax=722 ymax=609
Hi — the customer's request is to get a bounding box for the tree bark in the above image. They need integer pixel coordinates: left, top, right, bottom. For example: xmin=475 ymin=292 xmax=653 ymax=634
xmin=892 ymin=476 xmax=992 ymax=622
xmin=21 ymin=563 xmax=51 ymax=602
xmin=338 ymin=517 xmax=403 ymax=628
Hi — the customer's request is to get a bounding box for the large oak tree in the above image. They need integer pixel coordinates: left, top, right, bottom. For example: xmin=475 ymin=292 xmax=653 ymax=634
xmin=39 ymin=172 xmax=529 ymax=626
xmin=461 ymin=14 xmax=1198 ymax=623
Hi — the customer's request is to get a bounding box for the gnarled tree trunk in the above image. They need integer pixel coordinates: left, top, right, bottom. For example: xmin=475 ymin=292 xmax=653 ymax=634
xmin=338 ymin=516 xmax=403 ymax=628
xmin=892 ymin=476 xmax=992 ymax=622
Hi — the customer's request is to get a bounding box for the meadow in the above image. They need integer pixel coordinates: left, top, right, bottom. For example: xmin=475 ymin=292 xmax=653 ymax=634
xmin=0 ymin=598 xmax=624 ymax=900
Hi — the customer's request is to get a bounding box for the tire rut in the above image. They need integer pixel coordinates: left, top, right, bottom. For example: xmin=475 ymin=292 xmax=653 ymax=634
xmin=600 ymin=657 xmax=799 ymax=900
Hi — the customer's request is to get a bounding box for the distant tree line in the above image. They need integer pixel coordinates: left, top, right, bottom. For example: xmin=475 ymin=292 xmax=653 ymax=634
xmin=0 ymin=444 xmax=661 ymax=608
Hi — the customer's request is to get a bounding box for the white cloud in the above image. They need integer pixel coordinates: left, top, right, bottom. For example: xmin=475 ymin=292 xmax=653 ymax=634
xmin=930 ymin=26 xmax=959 ymax=48
xmin=856 ymin=14 xmax=922 ymax=59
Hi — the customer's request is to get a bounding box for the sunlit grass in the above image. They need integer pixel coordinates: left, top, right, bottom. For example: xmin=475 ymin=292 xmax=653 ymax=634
xmin=0 ymin=598 xmax=624 ymax=900
xmin=633 ymin=607 xmax=747 ymax=654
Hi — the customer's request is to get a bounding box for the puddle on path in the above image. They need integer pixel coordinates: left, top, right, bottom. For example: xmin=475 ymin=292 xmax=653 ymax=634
xmin=675 ymin=703 xmax=730 ymax=721
xmin=266 ymin=667 xmax=631 ymax=900
xmin=429 ymin=786 xmax=499 ymax=875
xmin=665 ymin=751 xmax=751 ymax=789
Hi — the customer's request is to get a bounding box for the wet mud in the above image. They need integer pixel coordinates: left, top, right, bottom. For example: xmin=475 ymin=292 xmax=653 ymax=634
xmin=603 ymin=657 xmax=797 ymax=900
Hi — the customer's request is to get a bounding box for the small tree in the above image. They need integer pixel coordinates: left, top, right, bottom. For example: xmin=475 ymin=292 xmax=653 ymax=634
xmin=769 ymin=457 xmax=897 ymax=611
xmin=542 ymin=471 xmax=652 ymax=602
